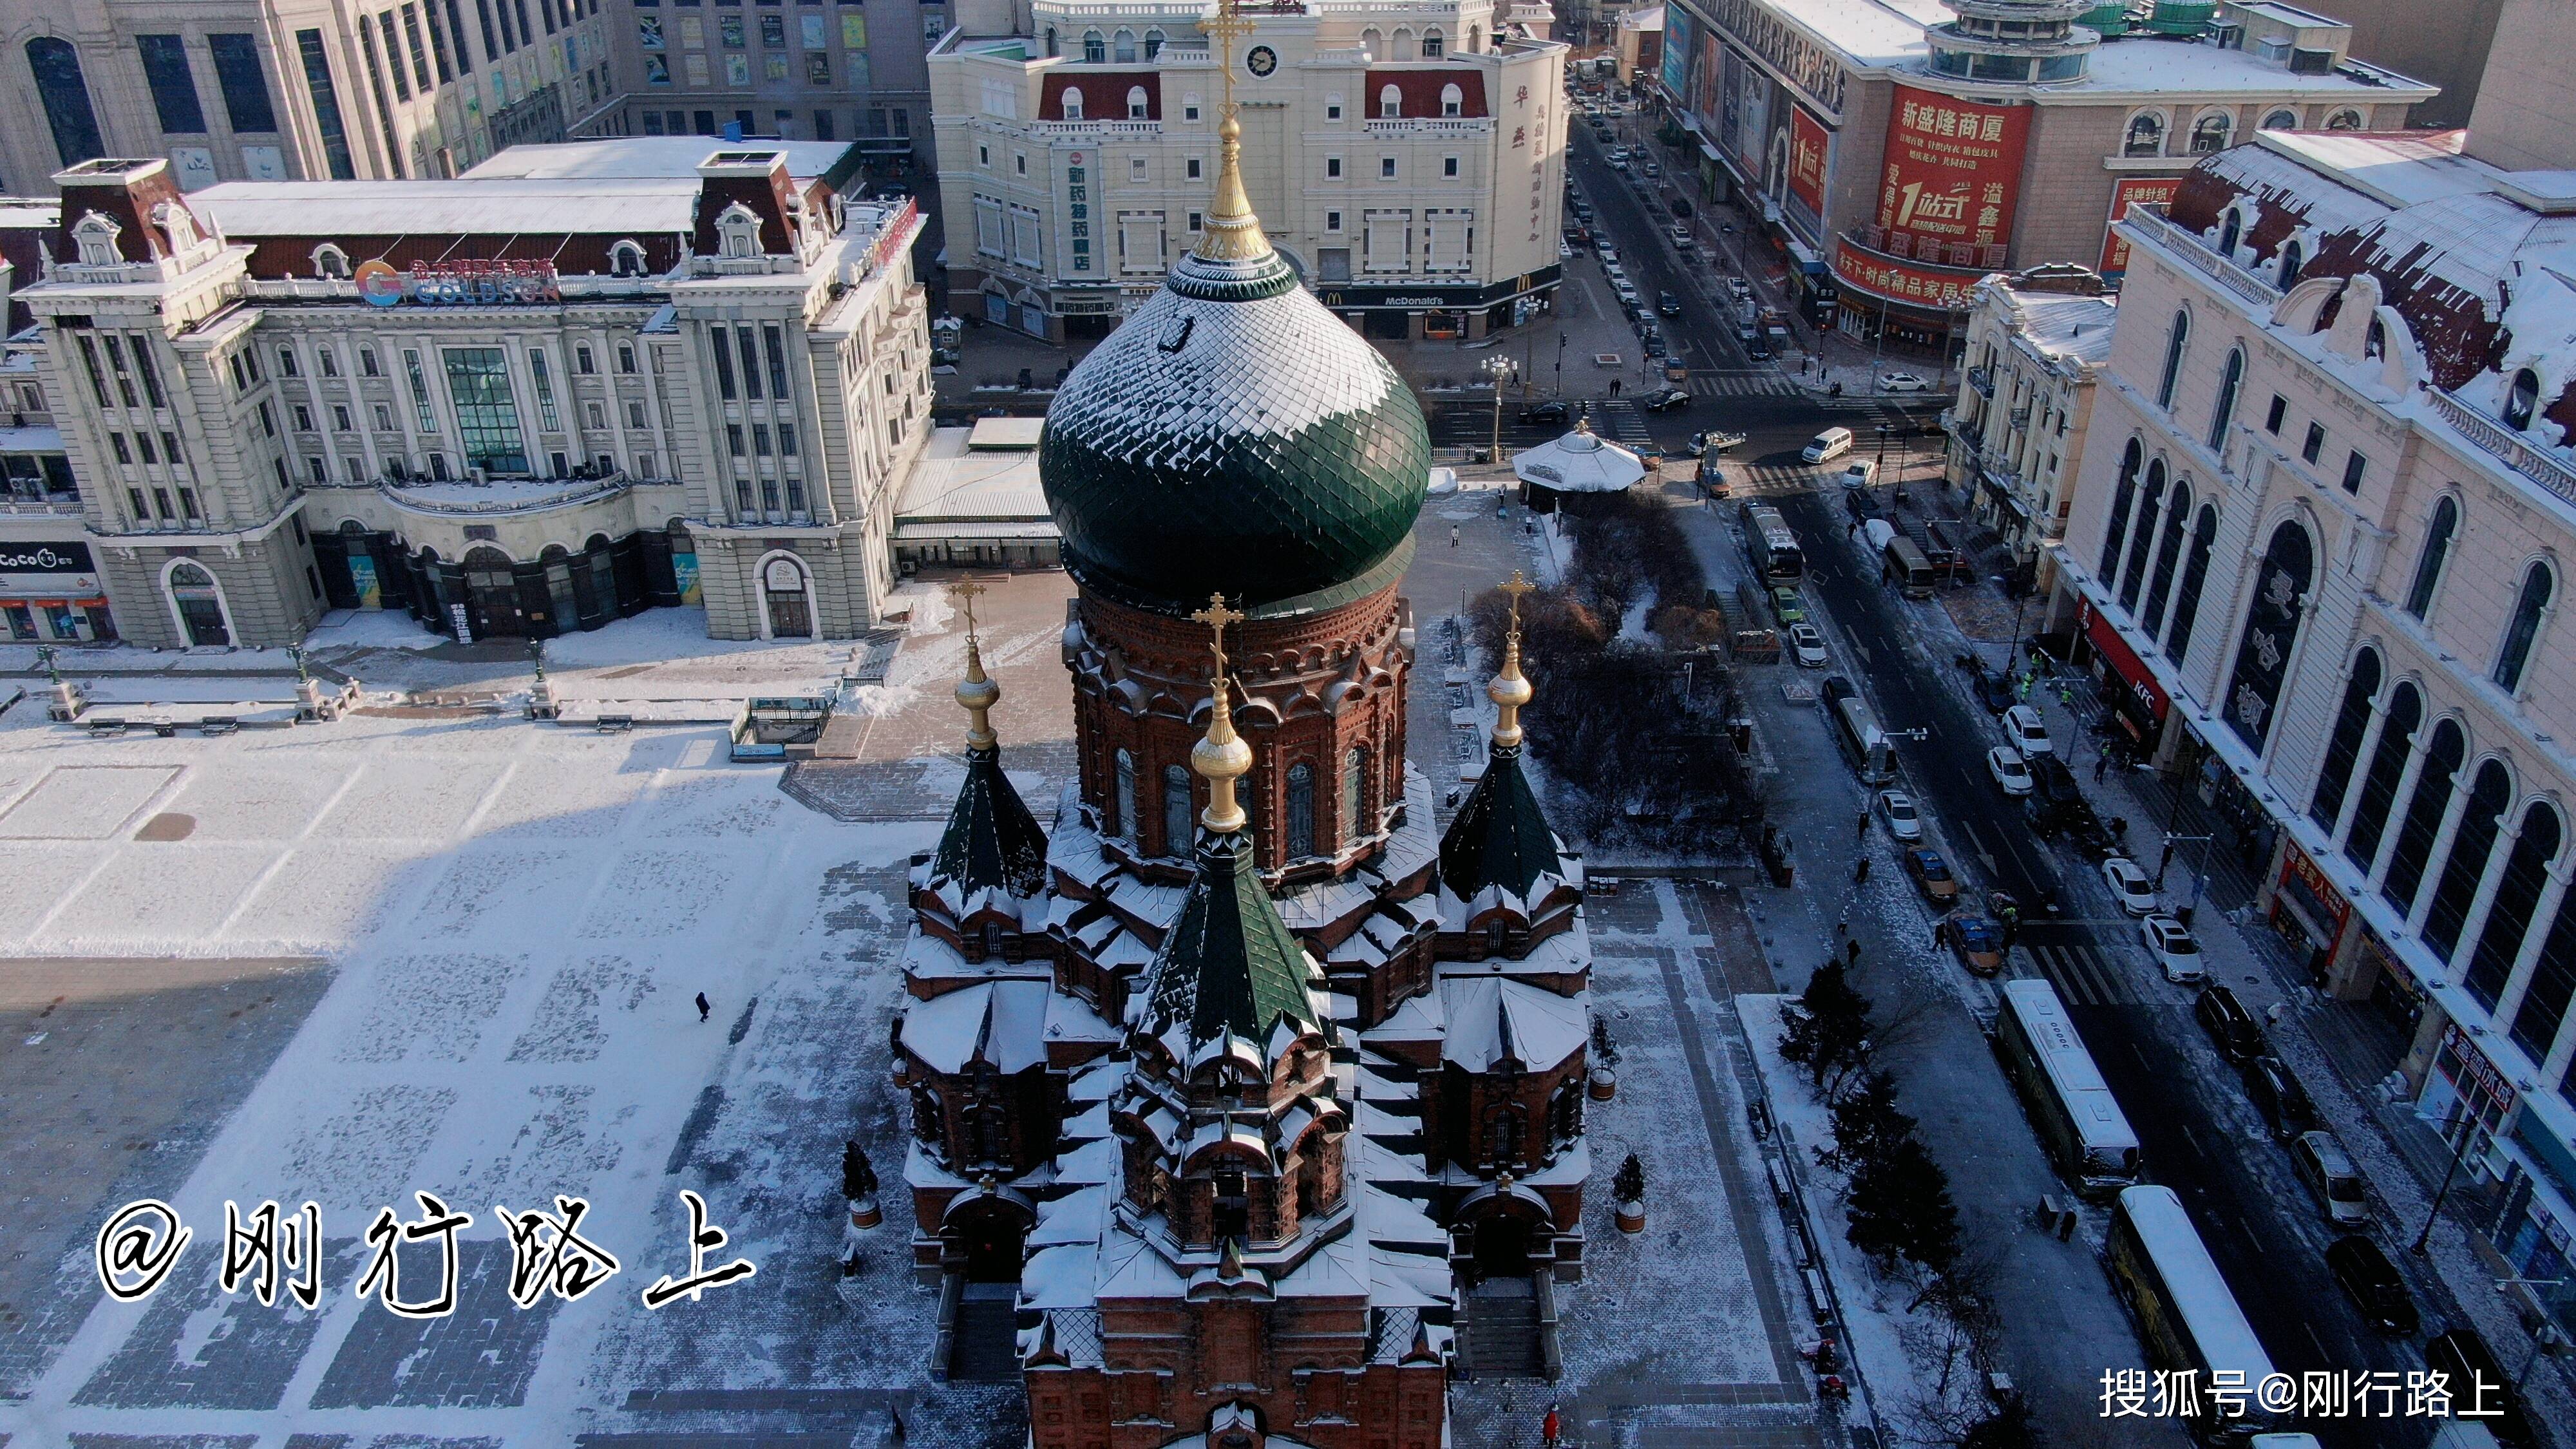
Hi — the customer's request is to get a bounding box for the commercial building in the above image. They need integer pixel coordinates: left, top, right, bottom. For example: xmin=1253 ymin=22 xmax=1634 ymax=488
xmin=1653 ymin=0 xmax=2430 ymax=354
xmin=1946 ymin=261 xmax=2116 ymax=577
xmin=598 ymin=0 xmax=945 ymax=171
xmin=925 ymin=0 xmax=1568 ymax=341
xmin=1613 ymin=5 xmax=1666 ymax=85
xmin=2 ymin=0 xmax=620 ymax=193
xmin=13 ymin=138 xmax=931 ymax=647
xmin=2046 ymin=126 xmax=2576 ymax=1337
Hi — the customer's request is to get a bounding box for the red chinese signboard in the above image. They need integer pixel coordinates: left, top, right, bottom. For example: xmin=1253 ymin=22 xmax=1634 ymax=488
xmin=1876 ymin=85 xmax=2032 ymax=256
xmin=2100 ymin=175 xmax=2183 ymax=275
xmin=1829 ymin=236 xmax=1982 ymax=312
xmin=2082 ymin=602 xmax=2169 ymax=732
xmin=1788 ymin=108 xmax=1829 ymax=218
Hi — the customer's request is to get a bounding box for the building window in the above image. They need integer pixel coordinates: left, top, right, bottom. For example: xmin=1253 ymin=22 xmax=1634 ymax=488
xmin=1327 ymin=156 xmax=1341 ymax=178
xmin=2306 ymin=646 xmax=2382 ymax=830
xmin=2098 ymin=440 xmax=2141 ymax=578
xmin=1113 ymin=26 xmax=1134 ymax=62
xmin=2340 ymin=450 xmax=2367 ymax=495
xmin=528 ymin=349 xmax=560 ymax=431
xmin=2206 ymin=347 xmax=2243 ymax=451
xmin=1113 ymin=749 xmax=1135 ymax=838
xmin=1325 ymin=210 xmax=1341 ymax=232
xmin=2116 ymin=460 xmax=2166 ymax=611
xmin=2325 ymin=108 xmax=2362 ymax=130
xmin=2262 ymin=108 xmax=2297 ymax=131
xmin=1443 ymin=155 xmax=1459 ymax=177
xmin=2122 ymin=111 xmax=2164 ymax=156
xmin=294 ymin=29 xmax=357 ymax=178
xmin=2404 ymin=497 xmax=2458 ymax=619
xmin=2503 ymin=368 xmax=2541 ymax=430
xmin=2379 ymin=716 xmax=2463 ymax=916
xmin=1127 ymin=85 xmax=1146 ymax=118
xmin=2277 ymin=240 xmax=2304 ymax=288
xmin=1341 ymin=747 xmax=1365 ymax=844
xmin=1081 ymin=28 xmax=1103 ymax=61
xmin=1061 ymin=86 xmax=1083 ymax=120
xmin=2493 ymin=560 xmax=2554 ymax=694
xmin=2163 ymin=504 xmax=2219 ymax=665
xmin=2188 ymin=112 xmax=2230 ymax=154
xmin=2155 ymin=310 xmax=2188 ymax=409
xmin=26 ymin=38 xmax=105 ymax=166
xmin=209 ymin=34 xmax=278 ymax=132
xmin=2263 ymin=393 xmax=2286 ymax=433
xmin=138 ymin=35 xmax=209 ymax=133
xmin=1441 ymin=82 xmax=1462 ymax=116
xmin=1379 ymin=84 xmax=1401 ymax=118
xmin=2430 ymin=762 xmax=2518 ymax=971
xmin=2139 ymin=480 xmax=2192 ymax=637
xmin=1380 ymin=156 xmax=1397 ymax=179
xmin=1162 ymin=764 xmax=1191 ymax=857
xmin=441 ymin=348 xmax=528 ymax=473
xmin=1424 ymin=26 xmax=1444 ymax=55
xmin=2342 ymin=683 xmax=2422 ymax=872
xmin=1285 ymin=762 xmax=1315 ymax=858
xmin=2219 ymin=520 xmax=2313 ymax=753
xmin=2496 ymin=805 xmax=2573 ymax=1054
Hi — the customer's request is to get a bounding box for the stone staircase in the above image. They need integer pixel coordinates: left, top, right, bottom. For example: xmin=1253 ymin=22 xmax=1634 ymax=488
xmin=1463 ymin=1278 xmax=1549 ymax=1379
xmin=948 ymin=1283 xmax=1021 ymax=1383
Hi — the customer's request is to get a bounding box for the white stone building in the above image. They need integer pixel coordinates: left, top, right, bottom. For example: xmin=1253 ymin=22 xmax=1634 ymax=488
xmin=925 ymin=0 xmax=1568 ymax=341
xmin=15 ymin=138 xmax=933 ymax=647
xmin=1947 ymin=262 xmax=2115 ymax=576
xmin=2048 ymin=127 xmax=2576 ymax=1336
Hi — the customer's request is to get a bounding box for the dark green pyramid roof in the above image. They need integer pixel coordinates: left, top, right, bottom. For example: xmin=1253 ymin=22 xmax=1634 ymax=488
xmin=1143 ymin=827 xmax=1318 ymax=1047
xmin=1438 ymin=743 xmax=1562 ymax=901
xmin=933 ymin=744 xmax=1048 ymax=899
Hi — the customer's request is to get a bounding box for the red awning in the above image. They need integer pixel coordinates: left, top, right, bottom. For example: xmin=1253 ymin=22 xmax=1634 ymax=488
xmin=2083 ymin=604 xmax=2168 ymax=729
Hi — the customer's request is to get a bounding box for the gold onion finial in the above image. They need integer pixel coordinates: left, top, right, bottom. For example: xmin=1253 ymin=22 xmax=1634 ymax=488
xmin=1188 ymin=592 xmax=1253 ymax=834
xmin=1490 ymin=572 xmax=1536 ymax=749
xmin=1191 ymin=0 xmax=1274 ymax=263
xmin=950 ymin=580 xmax=999 ymax=751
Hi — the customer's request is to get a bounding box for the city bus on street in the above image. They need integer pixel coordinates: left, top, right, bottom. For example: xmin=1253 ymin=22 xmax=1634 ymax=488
xmin=2106 ymin=1186 xmax=2281 ymax=1441
xmin=1994 ymin=979 xmax=2139 ymax=1196
xmin=1740 ymin=502 xmax=1804 ymax=582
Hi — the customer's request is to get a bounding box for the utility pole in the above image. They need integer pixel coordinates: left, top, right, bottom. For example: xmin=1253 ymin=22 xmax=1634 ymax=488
xmin=1556 ymin=332 xmax=1568 ymax=398
xmin=2412 ymin=1103 xmax=2478 ymax=1257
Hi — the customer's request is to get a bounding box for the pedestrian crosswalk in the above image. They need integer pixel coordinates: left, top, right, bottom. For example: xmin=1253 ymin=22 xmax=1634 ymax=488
xmin=1720 ymin=462 xmax=1828 ymax=495
xmin=1596 ymin=399 xmax=1656 ymax=446
xmin=2014 ymin=939 xmax=2139 ymax=1007
xmin=1685 ymin=370 xmax=1805 ymax=399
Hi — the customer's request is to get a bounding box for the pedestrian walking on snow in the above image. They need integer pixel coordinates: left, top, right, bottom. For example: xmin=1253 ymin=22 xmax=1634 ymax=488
xmin=1450 ymin=524 xmax=1461 ymax=549
xmin=695 ymin=991 xmax=712 ymax=1022
xmin=1855 ymin=810 xmax=1870 ymax=843
xmin=1609 ymin=378 xmax=1622 ymax=399
xmin=1853 ymin=857 xmax=1872 ymax=884
xmin=1846 ymin=938 xmax=1862 ymax=966
xmin=2094 ymin=755 xmax=2109 ymax=783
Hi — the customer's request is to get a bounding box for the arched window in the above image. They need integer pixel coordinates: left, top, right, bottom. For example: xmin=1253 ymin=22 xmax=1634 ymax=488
xmin=1441 ymin=83 xmax=1463 ymax=117
xmin=1126 ymin=85 xmax=1148 ymax=119
xmin=2216 ymin=207 xmax=2244 ymax=258
xmin=2432 ymin=762 xmax=2515 ymax=967
xmin=2500 ymin=806 xmax=2576 ymax=1055
xmin=2164 ymin=504 xmax=2220 ymax=665
xmin=1082 ymin=28 xmax=1105 ymax=62
xmin=2325 ymin=108 xmax=2363 ymax=131
xmin=1163 ymin=764 xmax=1193 ymax=857
xmin=2117 ymin=460 xmax=2167 ymax=612
xmin=1467 ymin=24 xmax=1482 ymax=50
xmin=2494 ymin=560 xmax=2554 ymax=694
xmin=2141 ymin=480 xmax=2193 ymax=636
xmin=2277 ymin=240 xmax=2305 ymax=289
xmin=1341 ymin=746 xmax=1366 ymax=844
xmin=1361 ymin=26 xmax=1383 ymax=56
xmin=1392 ymin=26 xmax=1416 ymax=59
xmin=2262 ymin=108 xmax=2298 ymax=131
xmin=2342 ymin=682 xmax=2423 ymax=871
xmin=1144 ymin=27 xmax=1165 ymax=58
xmin=1045 ymin=26 xmax=1058 ymax=56
xmin=2206 ymin=346 xmax=2244 ymax=451
xmin=166 ymin=560 xmax=231 ymax=646
xmin=312 ymin=243 xmax=352 ymax=279
xmin=1113 ymin=749 xmax=1137 ymax=840
xmin=2190 ymin=113 xmax=2231 ymax=153
xmin=1424 ymin=27 xmax=1445 ymax=56
xmin=2099 ymin=440 xmax=2143 ymax=577
xmin=2307 ymin=647 xmax=2383 ymax=829
xmin=1285 ymin=762 xmax=1316 ymax=858
xmin=2405 ymin=497 xmax=2458 ymax=619
xmin=2221 ymin=520 xmax=2314 ymax=752
xmin=1060 ymin=86 xmax=1083 ymax=120
xmin=2503 ymin=368 xmax=2541 ymax=430
xmin=612 ymin=240 xmax=649 ymax=276
xmin=2364 ymin=316 xmax=2387 ymax=359
xmin=26 ymin=38 xmax=104 ymax=166
xmin=2380 ymin=717 xmax=2464 ymax=913
xmin=1113 ymin=28 xmax=1135 ymax=62
xmin=1380 ymin=84 xmax=1403 ymax=118
xmin=2156 ymin=310 xmax=2190 ymax=409
xmin=2123 ymin=111 xmax=2165 ymax=156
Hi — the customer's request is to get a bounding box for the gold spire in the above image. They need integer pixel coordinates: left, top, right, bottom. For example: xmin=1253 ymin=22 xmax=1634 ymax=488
xmin=950 ymin=580 xmax=999 ymax=751
xmin=1191 ymin=0 xmax=1274 ymax=263
xmin=1188 ymin=592 xmax=1253 ymax=833
xmin=1490 ymin=572 xmax=1536 ymax=749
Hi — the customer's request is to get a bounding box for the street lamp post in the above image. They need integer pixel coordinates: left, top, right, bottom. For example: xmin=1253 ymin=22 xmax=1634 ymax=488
xmin=2413 ymin=1104 xmax=2478 ymax=1257
xmin=1556 ymin=332 xmax=1568 ymax=398
xmin=1485 ymin=354 xmax=1517 ymax=464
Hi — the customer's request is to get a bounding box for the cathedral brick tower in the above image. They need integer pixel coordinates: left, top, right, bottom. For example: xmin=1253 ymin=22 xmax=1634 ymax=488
xmin=886 ymin=5 xmax=1597 ymax=1439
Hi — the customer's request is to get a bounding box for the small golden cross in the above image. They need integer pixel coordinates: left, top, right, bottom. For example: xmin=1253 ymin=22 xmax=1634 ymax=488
xmin=1205 ymin=0 xmax=1254 ymax=119
xmin=947 ymin=579 xmax=987 ymax=643
xmin=1498 ymin=570 xmax=1535 ymax=632
xmin=1189 ymin=591 xmax=1245 ymax=677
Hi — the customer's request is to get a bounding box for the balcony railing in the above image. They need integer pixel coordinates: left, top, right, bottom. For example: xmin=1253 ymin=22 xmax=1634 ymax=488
xmin=2426 ymin=388 xmax=2576 ymax=512
xmin=0 ymin=495 xmax=82 ymax=516
xmin=1364 ymin=117 xmax=1495 ymax=135
xmin=379 ymin=469 xmax=634 ymax=516
xmin=2123 ymin=205 xmax=2282 ymax=310
xmin=1967 ymin=366 xmax=1994 ymax=399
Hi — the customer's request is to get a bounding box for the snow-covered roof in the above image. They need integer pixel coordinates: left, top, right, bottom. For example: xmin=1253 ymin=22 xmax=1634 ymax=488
xmin=1996 ymin=286 xmax=2119 ymax=368
xmin=462 ymin=137 xmax=853 ymax=182
xmin=191 ymin=179 xmax=706 ymax=239
xmin=898 ymin=426 xmax=1052 ymax=525
xmin=898 ymin=980 xmax=1052 ymax=1073
xmin=1439 ymin=978 xmax=1589 ymax=1072
xmin=1513 ymin=422 xmax=1645 ymax=495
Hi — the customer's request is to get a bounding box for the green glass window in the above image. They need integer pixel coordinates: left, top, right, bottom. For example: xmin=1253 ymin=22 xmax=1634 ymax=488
xmin=442 ymin=347 xmax=527 ymax=473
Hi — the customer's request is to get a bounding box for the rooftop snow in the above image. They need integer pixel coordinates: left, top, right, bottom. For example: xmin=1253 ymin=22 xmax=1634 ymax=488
xmin=190 ymin=179 xmax=705 ymax=239
xmin=2002 ymin=288 xmax=2119 ymax=366
xmin=462 ymin=137 xmax=852 ymax=183
xmin=897 ymin=426 xmax=1053 ymax=526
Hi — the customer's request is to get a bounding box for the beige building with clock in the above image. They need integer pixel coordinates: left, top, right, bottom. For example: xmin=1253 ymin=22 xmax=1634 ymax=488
xmin=926 ymin=0 xmax=1569 ymax=341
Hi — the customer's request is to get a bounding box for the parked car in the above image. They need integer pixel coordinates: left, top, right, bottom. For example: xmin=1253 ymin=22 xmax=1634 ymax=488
xmin=1879 ymin=371 xmax=1932 ymax=393
xmin=1877 ymin=789 xmax=1923 ymax=843
xmin=1671 ymin=196 xmax=1692 ymax=219
xmin=2139 ymin=913 xmax=2204 ymax=983
xmin=2195 ymin=983 xmax=2266 ymax=1063
xmin=1768 ymin=586 xmax=1806 ymax=627
xmin=1943 ymin=913 xmax=2006 ymax=975
xmin=2002 ymin=703 xmax=2052 ymax=755
xmin=2291 ymin=1130 xmax=2371 ymax=1229
xmin=1964 ymin=661 xmax=2017 ymax=714
xmin=1639 ymin=385 xmax=1690 ymax=412
xmin=1519 ymin=400 xmax=1573 ymax=426
xmin=1597 ymin=245 xmax=1620 ymax=266
xmin=1658 ymin=290 xmax=1683 ymax=316
xmin=1987 ymin=746 xmax=2033 ymax=797
xmin=1727 ymin=276 xmax=1752 ymax=300
xmin=1904 ymin=848 xmax=1961 ymax=904
xmin=1642 ymin=159 xmax=1663 ymax=178
xmin=2244 ymin=1054 xmax=2316 ymax=1138
xmin=1838 ymin=460 xmax=1879 ymax=489
xmin=2101 ymin=855 xmax=2157 ymax=915
xmin=2324 ymin=1236 xmax=2418 ymax=1336
xmin=1788 ymin=621 xmax=1828 ymax=668
xmin=1690 ymin=429 xmax=1747 ymax=455
xmin=2426 ymin=1330 xmax=2534 ymax=1445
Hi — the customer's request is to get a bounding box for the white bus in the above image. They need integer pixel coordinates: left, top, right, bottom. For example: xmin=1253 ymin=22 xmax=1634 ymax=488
xmin=2106 ymin=1186 xmax=2280 ymax=1441
xmin=1995 ymin=979 xmax=2140 ymax=1197
xmin=1820 ymin=676 xmax=1899 ymax=785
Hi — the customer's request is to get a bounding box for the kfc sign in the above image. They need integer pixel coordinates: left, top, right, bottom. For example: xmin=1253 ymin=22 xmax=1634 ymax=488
xmin=1876 ymin=86 xmax=2031 ymax=259
xmin=1788 ymin=108 xmax=1829 ymax=220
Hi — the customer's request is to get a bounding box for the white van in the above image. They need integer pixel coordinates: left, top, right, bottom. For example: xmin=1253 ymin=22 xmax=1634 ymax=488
xmin=1838 ymin=459 xmax=1879 ymax=489
xmin=1802 ymin=427 xmax=1855 ymax=464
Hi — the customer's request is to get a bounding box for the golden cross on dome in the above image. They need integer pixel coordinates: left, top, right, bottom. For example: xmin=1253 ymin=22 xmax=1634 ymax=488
xmin=947 ymin=579 xmax=987 ymax=644
xmin=1498 ymin=570 xmax=1535 ymax=633
xmin=1205 ymin=0 xmax=1255 ymax=120
xmin=1190 ymin=592 xmax=1245 ymax=681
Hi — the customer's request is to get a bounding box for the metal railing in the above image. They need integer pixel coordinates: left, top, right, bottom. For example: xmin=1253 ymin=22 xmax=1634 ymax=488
xmin=379 ymin=469 xmax=634 ymax=516
xmin=1967 ymin=366 xmax=1994 ymax=399
xmin=2426 ymin=388 xmax=2576 ymax=511
xmin=1363 ymin=117 xmax=1495 ymax=135
xmin=2123 ymin=205 xmax=2282 ymax=310
xmin=0 ymin=496 xmax=82 ymax=516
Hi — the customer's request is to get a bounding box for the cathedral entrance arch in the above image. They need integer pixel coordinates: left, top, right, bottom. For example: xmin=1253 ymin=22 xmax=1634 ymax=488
xmin=942 ymin=1193 xmax=1032 ymax=1282
xmin=1455 ymin=1189 xmax=1551 ymax=1282
xmin=758 ymin=552 xmax=815 ymax=639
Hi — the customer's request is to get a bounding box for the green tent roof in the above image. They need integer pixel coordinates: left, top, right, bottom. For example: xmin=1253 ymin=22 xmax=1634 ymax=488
xmin=933 ymin=743 xmax=1048 ymax=899
xmin=1438 ymin=743 xmax=1562 ymax=902
xmin=1143 ymin=828 xmax=1318 ymax=1048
